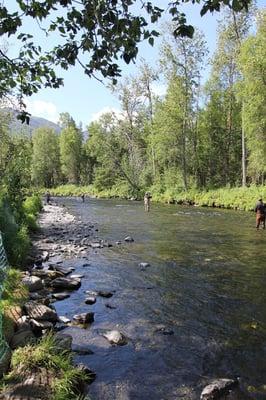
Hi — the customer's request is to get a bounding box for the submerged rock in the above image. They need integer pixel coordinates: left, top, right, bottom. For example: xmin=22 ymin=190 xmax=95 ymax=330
xmin=85 ymin=297 xmax=96 ymax=305
xmin=52 ymin=292 xmax=70 ymax=301
xmin=72 ymin=345 xmax=94 ymax=355
xmin=124 ymin=236 xmax=134 ymax=242
xmin=105 ymin=303 xmax=117 ymax=309
xmin=200 ymin=378 xmax=239 ymax=400
xmin=103 ymin=330 xmax=127 ymax=346
xmin=98 ymin=290 xmax=113 ymax=298
xmin=73 ymin=312 xmax=94 ymax=324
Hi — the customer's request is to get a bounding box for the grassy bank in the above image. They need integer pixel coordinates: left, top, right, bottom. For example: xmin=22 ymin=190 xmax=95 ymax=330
xmin=0 ymin=194 xmax=42 ymax=267
xmin=1 ymin=334 xmax=90 ymax=400
xmin=43 ymin=184 xmax=266 ymax=212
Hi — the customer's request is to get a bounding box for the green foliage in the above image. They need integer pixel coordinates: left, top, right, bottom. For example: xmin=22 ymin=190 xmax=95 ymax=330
xmin=0 ymin=0 xmax=250 ymax=109
xmin=238 ymin=10 xmax=266 ymax=183
xmin=31 ymin=127 xmax=61 ymax=187
xmin=0 ymin=193 xmax=41 ymax=266
xmin=7 ymin=333 xmax=89 ymax=400
xmin=59 ymin=115 xmax=83 ymax=184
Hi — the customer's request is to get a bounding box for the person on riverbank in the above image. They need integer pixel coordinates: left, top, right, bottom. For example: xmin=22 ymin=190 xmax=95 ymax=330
xmin=144 ymin=192 xmax=152 ymax=212
xmin=45 ymin=191 xmax=51 ymax=205
xmin=255 ymin=198 xmax=265 ymax=229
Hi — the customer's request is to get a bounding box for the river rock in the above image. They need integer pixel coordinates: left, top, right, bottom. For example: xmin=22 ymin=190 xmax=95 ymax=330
xmin=22 ymin=276 xmax=43 ymax=292
xmin=116 ymin=241 xmax=122 ymax=245
xmin=16 ymin=315 xmax=31 ymax=332
xmin=124 ymin=236 xmax=134 ymax=242
xmin=48 ymin=264 xmax=73 ymax=275
xmin=73 ymin=312 xmax=94 ymax=324
xmin=54 ymin=333 xmax=72 ymax=352
xmin=58 ymin=316 xmax=71 ymax=324
xmin=85 ymin=296 xmax=96 ymax=305
xmin=103 ymin=330 xmax=127 ymax=345
xmin=98 ymin=290 xmax=113 ymax=298
xmin=90 ymin=242 xmax=103 ymax=248
xmin=70 ymin=274 xmax=84 ymax=279
xmin=52 ymin=292 xmax=70 ymax=301
xmin=82 ymin=263 xmax=90 ymax=267
xmin=105 ymin=303 xmax=117 ymax=309
xmin=50 ymin=277 xmax=81 ymax=290
xmin=10 ymin=329 xmax=36 ymax=349
xmin=24 ymin=301 xmax=58 ymax=322
xmin=30 ymin=319 xmax=54 ymax=334
xmin=72 ymin=344 xmax=94 ymax=355
xmin=138 ymin=262 xmax=150 ymax=268
xmin=200 ymin=379 xmax=239 ymax=400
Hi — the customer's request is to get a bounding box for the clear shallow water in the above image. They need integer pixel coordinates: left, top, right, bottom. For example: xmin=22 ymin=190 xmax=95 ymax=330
xmin=54 ymin=198 xmax=266 ymax=400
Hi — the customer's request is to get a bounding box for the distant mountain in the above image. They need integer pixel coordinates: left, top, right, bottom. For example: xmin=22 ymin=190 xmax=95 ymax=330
xmin=2 ymin=108 xmax=61 ymax=136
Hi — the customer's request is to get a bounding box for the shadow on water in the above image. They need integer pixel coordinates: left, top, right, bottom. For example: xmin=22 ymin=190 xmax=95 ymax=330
xmin=54 ymin=198 xmax=266 ymax=400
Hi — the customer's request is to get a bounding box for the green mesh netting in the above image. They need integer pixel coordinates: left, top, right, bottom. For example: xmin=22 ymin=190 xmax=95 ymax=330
xmin=0 ymin=232 xmax=9 ymax=363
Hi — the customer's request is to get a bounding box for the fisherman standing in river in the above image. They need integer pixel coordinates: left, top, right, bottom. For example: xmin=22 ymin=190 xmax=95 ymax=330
xmin=45 ymin=191 xmax=51 ymax=205
xmin=255 ymin=198 xmax=265 ymax=230
xmin=144 ymin=192 xmax=152 ymax=212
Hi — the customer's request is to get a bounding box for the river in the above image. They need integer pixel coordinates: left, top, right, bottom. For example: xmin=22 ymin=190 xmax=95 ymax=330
xmin=54 ymin=197 xmax=266 ymax=400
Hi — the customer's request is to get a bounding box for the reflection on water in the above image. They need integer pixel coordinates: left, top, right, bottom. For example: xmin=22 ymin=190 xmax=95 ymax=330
xmin=54 ymin=198 xmax=266 ymax=400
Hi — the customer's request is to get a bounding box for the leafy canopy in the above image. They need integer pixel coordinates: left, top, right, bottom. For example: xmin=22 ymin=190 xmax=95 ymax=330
xmin=0 ymin=0 xmax=250 ymax=122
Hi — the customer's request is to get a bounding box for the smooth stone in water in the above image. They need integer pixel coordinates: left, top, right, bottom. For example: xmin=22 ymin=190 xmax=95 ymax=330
xmin=98 ymin=290 xmax=113 ymax=298
xmin=73 ymin=312 xmax=94 ymax=324
xmin=50 ymin=277 xmax=81 ymax=290
xmin=72 ymin=345 xmax=94 ymax=355
xmin=105 ymin=303 xmax=117 ymax=309
xmin=58 ymin=316 xmax=71 ymax=324
xmin=85 ymin=297 xmax=96 ymax=305
xmin=103 ymin=330 xmax=127 ymax=346
xmin=138 ymin=262 xmax=150 ymax=268
xmin=52 ymin=292 xmax=70 ymax=301
xmin=124 ymin=236 xmax=134 ymax=242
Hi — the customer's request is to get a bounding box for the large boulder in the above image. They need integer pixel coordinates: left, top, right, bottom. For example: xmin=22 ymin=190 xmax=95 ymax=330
xmin=24 ymin=301 xmax=58 ymax=322
xmin=50 ymin=277 xmax=81 ymax=290
xmin=22 ymin=276 xmax=43 ymax=292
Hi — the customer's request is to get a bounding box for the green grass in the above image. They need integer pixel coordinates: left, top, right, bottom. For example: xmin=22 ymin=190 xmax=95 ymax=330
xmin=3 ymin=333 xmax=91 ymax=400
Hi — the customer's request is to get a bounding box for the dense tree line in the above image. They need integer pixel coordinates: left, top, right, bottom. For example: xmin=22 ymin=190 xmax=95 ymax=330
xmin=1 ymin=9 xmax=265 ymax=197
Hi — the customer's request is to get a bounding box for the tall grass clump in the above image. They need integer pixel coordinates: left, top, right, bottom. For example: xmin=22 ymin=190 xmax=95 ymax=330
xmin=5 ymin=334 xmax=90 ymax=400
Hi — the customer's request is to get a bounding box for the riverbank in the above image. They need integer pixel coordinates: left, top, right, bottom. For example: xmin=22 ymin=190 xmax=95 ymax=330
xmin=39 ymin=185 xmax=266 ymax=212
xmin=0 ymin=202 xmax=97 ymax=399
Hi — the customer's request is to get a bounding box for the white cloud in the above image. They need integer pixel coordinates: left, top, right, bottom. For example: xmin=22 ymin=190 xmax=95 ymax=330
xmin=24 ymin=99 xmax=59 ymax=123
xmin=89 ymin=106 xmax=123 ymax=123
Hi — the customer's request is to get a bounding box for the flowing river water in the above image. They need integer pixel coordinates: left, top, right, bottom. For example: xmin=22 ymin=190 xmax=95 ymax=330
xmin=54 ymin=198 xmax=266 ymax=400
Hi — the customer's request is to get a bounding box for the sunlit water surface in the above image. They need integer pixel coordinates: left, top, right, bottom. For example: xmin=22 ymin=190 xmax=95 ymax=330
xmin=54 ymin=198 xmax=266 ymax=400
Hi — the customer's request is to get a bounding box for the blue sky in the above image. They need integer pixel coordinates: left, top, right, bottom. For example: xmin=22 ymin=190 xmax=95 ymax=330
xmin=6 ymin=0 xmax=266 ymax=128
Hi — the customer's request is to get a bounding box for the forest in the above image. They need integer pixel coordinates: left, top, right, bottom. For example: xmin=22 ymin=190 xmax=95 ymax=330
xmin=1 ymin=8 xmax=265 ymax=205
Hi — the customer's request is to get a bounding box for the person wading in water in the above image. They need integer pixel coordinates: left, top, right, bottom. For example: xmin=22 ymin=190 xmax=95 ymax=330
xmin=255 ymin=198 xmax=265 ymax=230
xmin=144 ymin=192 xmax=152 ymax=212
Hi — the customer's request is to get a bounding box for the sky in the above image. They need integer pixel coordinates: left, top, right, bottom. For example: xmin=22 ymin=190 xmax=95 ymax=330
xmin=6 ymin=0 xmax=266 ymax=128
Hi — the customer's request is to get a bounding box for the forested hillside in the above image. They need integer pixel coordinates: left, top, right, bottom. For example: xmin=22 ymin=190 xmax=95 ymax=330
xmin=1 ymin=9 xmax=265 ymax=200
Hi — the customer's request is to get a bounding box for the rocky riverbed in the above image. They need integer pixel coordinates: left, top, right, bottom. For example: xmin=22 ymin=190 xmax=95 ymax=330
xmin=3 ymin=200 xmax=257 ymax=400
